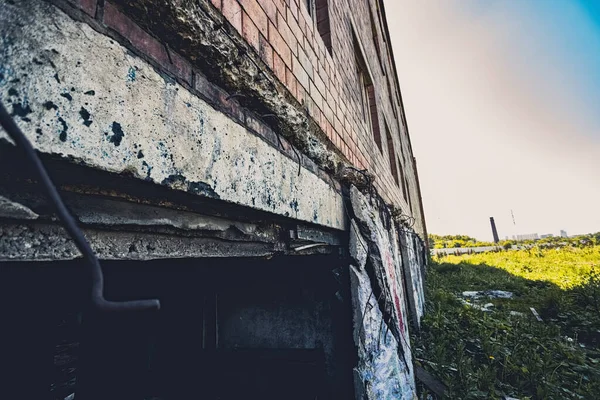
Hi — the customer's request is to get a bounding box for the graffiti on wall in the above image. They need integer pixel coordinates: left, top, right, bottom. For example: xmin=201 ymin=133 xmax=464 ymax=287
xmin=348 ymin=186 xmax=419 ymax=399
xmin=399 ymin=227 xmax=426 ymax=329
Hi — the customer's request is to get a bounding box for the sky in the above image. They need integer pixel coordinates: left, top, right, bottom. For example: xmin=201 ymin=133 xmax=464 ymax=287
xmin=384 ymin=0 xmax=600 ymax=241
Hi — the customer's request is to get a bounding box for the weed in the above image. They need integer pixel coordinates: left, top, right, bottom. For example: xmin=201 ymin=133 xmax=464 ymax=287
xmin=414 ymin=245 xmax=600 ymax=399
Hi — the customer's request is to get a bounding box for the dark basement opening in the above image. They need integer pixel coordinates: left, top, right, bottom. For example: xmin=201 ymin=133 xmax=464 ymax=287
xmin=0 ymin=255 xmax=356 ymax=400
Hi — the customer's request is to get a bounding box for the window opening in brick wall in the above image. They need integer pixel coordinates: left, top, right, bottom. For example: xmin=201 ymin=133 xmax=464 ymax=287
xmin=357 ymin=66 xmax=370 ymax=125
xmin=303 ymin=0 xmax=315 ymax=18
xmin=375 ymin=0 xmax=385 ymax=39
xmin=407 ymin=178 xmax=413 ymax=212
xmin=387 ymin=78 xmax=397 ymax=119
xmin=385 ymin=123 xmax=399 ymax=186
xmin=303 ymin=0 xmax=332 ymax=54
xmin=396 ymin=128 xmax=410 ymax=205
xmin=353 ymin=38 xmax=382 ymax=152
xmin=368 ymin=6 xmax=384 ymax=74
xmin=402 ymin=169 xmax=411 ymax=208
xmin=315 ymin=0 xmax=332 ymax=54
xmin=366 ymin=85 xmax=382 ymax=152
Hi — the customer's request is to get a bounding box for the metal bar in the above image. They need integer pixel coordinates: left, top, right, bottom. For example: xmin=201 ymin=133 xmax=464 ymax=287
xmin=0 ymin=100 xmax=159 ymax=313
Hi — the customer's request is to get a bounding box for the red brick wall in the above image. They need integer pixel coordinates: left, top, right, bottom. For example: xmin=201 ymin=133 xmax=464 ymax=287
xmin=214 ymin=0 xmax=419 ymax=214
xmin=62 ymin=0 xmax=423 ymax=225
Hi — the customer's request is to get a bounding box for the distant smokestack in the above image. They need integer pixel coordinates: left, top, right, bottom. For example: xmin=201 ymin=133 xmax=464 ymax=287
xmin=490 ymin=217 xmax=499 ymax=243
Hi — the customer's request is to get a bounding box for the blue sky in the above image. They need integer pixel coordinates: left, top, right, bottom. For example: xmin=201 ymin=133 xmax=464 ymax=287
xmin=502 ymin=0 xmax=600 ymax=135
xmin=384 ymin=0 xmax=600 ymax=240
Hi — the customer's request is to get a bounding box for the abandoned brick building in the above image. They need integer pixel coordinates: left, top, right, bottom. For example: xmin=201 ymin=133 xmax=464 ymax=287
xmin=0 ymin=0 xmax=428 ymax=398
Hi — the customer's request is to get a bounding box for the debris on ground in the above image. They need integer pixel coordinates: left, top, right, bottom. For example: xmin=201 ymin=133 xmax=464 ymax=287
xmin=530 ymin=307 xmax=543 ymax=322
xmin=461 ymin=290 xmax=514 ymax=299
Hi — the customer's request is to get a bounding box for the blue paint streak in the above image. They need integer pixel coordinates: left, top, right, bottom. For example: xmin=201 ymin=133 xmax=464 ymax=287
xmin=127 ymin=67 xmax=136 ymax=82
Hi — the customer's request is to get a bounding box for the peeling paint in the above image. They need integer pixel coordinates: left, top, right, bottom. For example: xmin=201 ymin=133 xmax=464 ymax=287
xmin=79 ymin=107 xmax=92 ymax=127
xmin=109 ymin=121 xmax=125 ymax=146
xmin=127 ymin=66 xmax=136 ymax=82
xmin=57 ymin=117 xmax=68 ymax=142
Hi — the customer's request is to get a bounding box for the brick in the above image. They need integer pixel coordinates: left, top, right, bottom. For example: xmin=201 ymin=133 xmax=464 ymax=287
xmin=222 ymin=0 xmax=242 ymax=32
xmin=273 ymin=52 xmax=286 ymax=84
xmin=305 ymin=39 xmax=317 ymax=64
xmin=257 ymin=0 xmax=278 ymax=24
xmin=298 ymin=0 xmax=313 ymax=30
xmin=296 ymin=84 xmax=306 ymax=105
xmin=246 ymin=112 xmax=279 ymax=147
xmin=309 ymin=80 xmax=323 ymax=109
xmin=103 ymin=2 xmax=169 ymax=67
xmin=238 ymin=0 xmax=268 ymax=37
xmin=268 ymin=21 xmax=291 ymax=66
xmin=259 ymin=33 xmax=274 ymax=70
xmin=211 ymin=0 xmax=222 ymax=9
xmin=292 ymin=56 xmax=309 ymax=90
xmin=166 ymin=48 xmax=192 ymax=84
xmin=284 ymin=67 xmax=298 ymax=98
xmin=194 ymin=70 xmax=222 ymax=105
xmin=286 ymin=7 xmax=302 ymax=40
xmin=276 ymin=13 xmax=298 ymax=57
xmin=298 ymin=16 xmax=307 ymax=36
xmin=78 ymin=0 xmax=97 ymax=17
xmin=296 ymin=46 xmax=312 ymax=79
xmin=304 ymin=94 xmax=315 ymax=116
xmin=312 ymin=71 xmax=326 ymax=97
xmin=288 ymin=0 xmax=299 ymax=21
xmin=323 ymin=102 xmax=333 ymax=124
xmin=273 ymin=0 xmax=286 ymax=16
xmin=242 ymin=11 xmax=260 ymax=52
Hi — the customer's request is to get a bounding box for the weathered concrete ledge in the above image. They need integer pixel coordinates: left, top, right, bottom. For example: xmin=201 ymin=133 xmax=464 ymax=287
xmin=0 ymin=190 xmax=343 ymax=260
xmin=0 ymin=222 xmax=282 ymax=261
xmin=0 ymin=0 xmax=346 ymax=230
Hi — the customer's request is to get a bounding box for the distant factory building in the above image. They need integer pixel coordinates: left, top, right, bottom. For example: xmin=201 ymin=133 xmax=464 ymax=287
xmin=513 ymin=233 xmax=539 ymax=241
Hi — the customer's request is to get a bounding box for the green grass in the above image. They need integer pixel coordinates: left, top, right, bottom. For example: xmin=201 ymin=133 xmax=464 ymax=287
xmin=440 ymin=246 xmax=600 ymax=289
xmin=414 ymin=246 xmax=600 ymax=399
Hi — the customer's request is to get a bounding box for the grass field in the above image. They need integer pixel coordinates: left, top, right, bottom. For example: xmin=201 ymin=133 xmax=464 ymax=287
xmin=414 ymin=245 xmax=600 ymax=399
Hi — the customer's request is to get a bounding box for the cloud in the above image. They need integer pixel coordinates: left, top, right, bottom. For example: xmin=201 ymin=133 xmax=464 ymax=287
xmin=384 ymin=0 xmax=600 ymax=240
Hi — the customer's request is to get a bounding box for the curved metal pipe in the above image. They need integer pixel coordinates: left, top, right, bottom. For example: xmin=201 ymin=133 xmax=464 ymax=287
xmin=0 ymin=100 xmax=160 ymax=312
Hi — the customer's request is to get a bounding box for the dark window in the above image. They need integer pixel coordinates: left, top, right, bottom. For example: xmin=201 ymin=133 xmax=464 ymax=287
xmin=357 ymin=65 xmax=370 ymax=123
xmin=400 ymin=158 xmax=410 ymax=205
xmin=304 ymin=0 xmax=332 ymax=54
xmin=304 ymin=0 xmax=314 ymax=17
xmin=354 ymin=34 xmax=382 ymax=152
xmin=368 ymin=6 xmax=384 ymax=74
xmin=406 ymin=176 xmax=412 ymax=211
xmin=315 ymin=0 xmax=332 ymax=54
xmin=367 ymin=85 xmax=382 ymax=151
xmin=387 ymin=78 xmax=397 ymax=119
xmin=385 ymin=123 xmax=399 ymax=186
